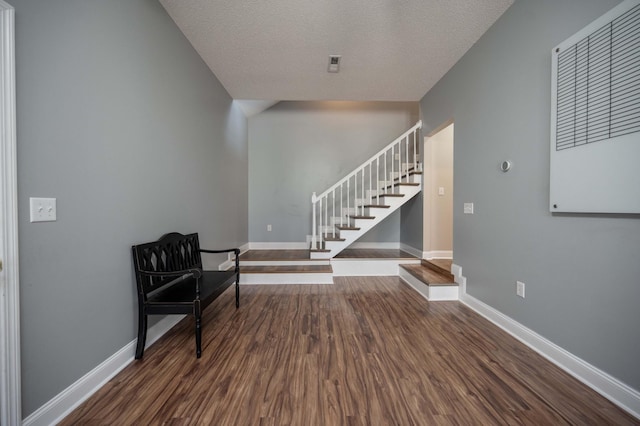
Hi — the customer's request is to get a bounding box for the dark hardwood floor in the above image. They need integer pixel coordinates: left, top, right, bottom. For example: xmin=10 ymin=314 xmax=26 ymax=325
xmin=60 ymin=277 xmax=638 ymax=425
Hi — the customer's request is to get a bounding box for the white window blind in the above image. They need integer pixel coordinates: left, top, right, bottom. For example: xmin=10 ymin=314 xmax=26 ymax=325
xmin=555 ymin=3 xmax=640 ymax=150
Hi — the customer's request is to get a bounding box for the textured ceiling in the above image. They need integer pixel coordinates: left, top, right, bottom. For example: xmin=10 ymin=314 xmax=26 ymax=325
xmin=159 ymin=0 xmax=513 ymax=103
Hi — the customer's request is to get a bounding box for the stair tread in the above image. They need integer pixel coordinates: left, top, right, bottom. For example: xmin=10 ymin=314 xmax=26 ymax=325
xmin=379 ymin=193 xmax=405 ymax=197
xmin=422 ymin=259 xmax=453 ymax=278
xmin=349 ymin=215 xmax=375 ymax=219
xmin=336 ymin=226 xmax=360 ymax=231
xmin=240 ymin=250 xmax=318 ymax=261
xmin=364 ymin=204 xmax=390 ymax=208
xmin=241 ymin=265 xmax=333 ymax=274
xmin=323 ymin=236 xmax=346 ymax=241
xmin=400 ymin=264 xmax=456 ymax=286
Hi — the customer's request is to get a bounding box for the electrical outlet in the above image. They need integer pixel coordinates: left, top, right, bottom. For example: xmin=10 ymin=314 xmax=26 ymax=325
xmin=463 ymin=202 xmax=474 ymax=214
xmin=267 ymin=224 xmax=272 ymax=232
xmin=516 ymin=281 xmax=525 ymax=298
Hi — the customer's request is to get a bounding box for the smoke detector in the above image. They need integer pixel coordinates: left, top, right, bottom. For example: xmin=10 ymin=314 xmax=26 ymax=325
xmin=327 ymin=55 xmax=341 ymax=73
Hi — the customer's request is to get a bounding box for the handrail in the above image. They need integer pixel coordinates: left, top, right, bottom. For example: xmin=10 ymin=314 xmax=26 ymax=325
xmin=311 ymin=121 xmax=422 ymax=251
xmin=311 ymin=120 xmax=422 ymax=203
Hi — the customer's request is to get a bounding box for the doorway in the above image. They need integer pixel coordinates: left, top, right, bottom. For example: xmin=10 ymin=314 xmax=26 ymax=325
xmin=0 ymin=1 xmax=21 ymax=424
xmin=423 ymin=123 xmax=453 ymax=260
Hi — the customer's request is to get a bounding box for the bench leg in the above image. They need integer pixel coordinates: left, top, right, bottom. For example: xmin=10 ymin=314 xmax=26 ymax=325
xmin=235 ymin=271 xmax=240 ymax=308
xmin=135 ymin=310 xmax=147 ymax=359
xmin=195 ymin=315 xmax=202 ymax=358
xmin=194 ymin=300 xmax=202 ymax=358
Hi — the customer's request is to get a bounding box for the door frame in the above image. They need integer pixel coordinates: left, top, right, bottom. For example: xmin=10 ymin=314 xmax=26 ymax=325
xmin=423 ymin=120 xmax=454 ymax=260
xmin=0 ymin=1 xmax=21 ymax=424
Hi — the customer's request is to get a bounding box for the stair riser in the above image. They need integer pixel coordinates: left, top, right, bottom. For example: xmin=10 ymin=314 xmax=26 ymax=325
xmin=240 ymin=260 xmax=330 ymax=266
xmin=399 ymin=269 xmax=459 ymax=301
xmin=241 ymin=273 xmax=334 ymax=285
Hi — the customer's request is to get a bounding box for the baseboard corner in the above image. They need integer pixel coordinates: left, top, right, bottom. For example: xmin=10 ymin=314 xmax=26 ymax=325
xmin=23 ymin=315 xmax=184 ymax=426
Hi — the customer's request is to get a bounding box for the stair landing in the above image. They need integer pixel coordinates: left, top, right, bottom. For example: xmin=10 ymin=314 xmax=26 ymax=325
xmin=238 ymin=249 xmax=420 ymax=284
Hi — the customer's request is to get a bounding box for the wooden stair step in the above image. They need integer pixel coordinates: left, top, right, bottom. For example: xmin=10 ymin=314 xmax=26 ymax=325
xmin=399 ymin=264 xmax=456 ymax=286
xmin=323 ymin=236 xmax=345 ymax=241
xmin=349 ymin=215 xmax=375 ymax=220
xmin=239 ymin=249 xmax=317 ymax=261
xmin=422 ymin=259 xmax=454 ymax=280
xmin=364 ymin=204 xmax=390 ymax=208
xmin=241 ymin=265 xmax=333 ymax=274
xmin=336 ymin=225 xmax=360 ymax=231
xmin=379 ymin=193 xmax=404 ymax=198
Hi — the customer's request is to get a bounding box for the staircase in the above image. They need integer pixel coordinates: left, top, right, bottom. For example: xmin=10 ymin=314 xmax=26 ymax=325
xmin=233 ymin=121 xmax=428 ymax=286
xmin=310 ymin=121 xmax=423 ymax=259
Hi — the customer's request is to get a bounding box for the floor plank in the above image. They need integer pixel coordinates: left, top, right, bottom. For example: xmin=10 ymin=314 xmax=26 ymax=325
xmin=60 ymin=278 xmax=638 ymax=425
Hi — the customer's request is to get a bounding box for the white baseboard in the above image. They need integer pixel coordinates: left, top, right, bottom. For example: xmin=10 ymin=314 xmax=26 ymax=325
xmin=350 ymin=242 xmax=400 ymax=249
xmin=248 ymin=242 xmax=308 ymax=250
xmin=422 ymin=250 xmax=452 ymax=259
xmin=399 ymin=243 xmax=422 ymax=258
xmin=456 ymin=264 xmax=640 ymax=420
xmin=23 ymin=315 xmax=185 ymax=426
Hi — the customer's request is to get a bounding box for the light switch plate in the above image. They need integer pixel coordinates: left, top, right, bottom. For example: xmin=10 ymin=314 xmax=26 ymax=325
xmin=30 ymin=197 xmax=57 ymax=222
xmin=438 ymin=187 xmax=445 ymax=196
xmin=463 ymin=202 xmax=474 ymax=214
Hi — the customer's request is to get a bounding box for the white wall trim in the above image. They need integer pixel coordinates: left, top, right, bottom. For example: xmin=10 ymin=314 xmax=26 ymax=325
xmin=457 ymin=264 xmax=640 ymax=420
xmin=399 ymin=243 xmax=422 ymax=258
xmin=23 ymin=315 xmax=185 ymax=426
xmin=331 ymin=258 xmax=419 ymax=276
xmin=422 ymin=250 xmax=452 ymax=259
xmin=0 ymin=3 xmax=20 ymax=425
xmin=249 ymin=242 xmax=308 ymax=250
xmin=350 ymin=242 xmax=399 ymax=249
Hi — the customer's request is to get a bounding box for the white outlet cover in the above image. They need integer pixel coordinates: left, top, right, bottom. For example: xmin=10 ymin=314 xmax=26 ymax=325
xmin=516 ymin=281 xmax=525 ymax=298
xmin=30 ymin=197 xmax=57 ymax=223
xmin=463 ymin=202 xmax=474 ymax=214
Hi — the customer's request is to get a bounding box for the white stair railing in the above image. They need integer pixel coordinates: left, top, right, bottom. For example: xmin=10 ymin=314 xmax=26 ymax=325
xmin=311 ymin=121 xmax=422 ymax=250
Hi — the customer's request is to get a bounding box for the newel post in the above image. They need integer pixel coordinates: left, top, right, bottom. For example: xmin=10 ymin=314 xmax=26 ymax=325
xmin=311 ymin=192 xmax=317 ymax=249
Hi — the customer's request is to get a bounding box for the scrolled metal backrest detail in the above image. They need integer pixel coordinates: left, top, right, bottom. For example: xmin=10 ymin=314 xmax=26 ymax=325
xmin=133 ymin=232 xmax=203 ymax=295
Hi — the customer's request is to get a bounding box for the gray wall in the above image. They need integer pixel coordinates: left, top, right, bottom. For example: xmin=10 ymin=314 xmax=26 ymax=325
xmin=420 ymin=0 xmax=640 ymax=391
xmin=14 ymin=0 xmax=248 ymax=416
xmin=248 ymin=101 xmax=419 ymax=244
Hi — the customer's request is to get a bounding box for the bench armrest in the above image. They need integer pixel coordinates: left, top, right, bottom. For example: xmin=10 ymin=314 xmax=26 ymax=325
xmin=199 ymin=248 xmax=240 ymax=255
xmin=200 ymin=248 xmax=241 ymax=272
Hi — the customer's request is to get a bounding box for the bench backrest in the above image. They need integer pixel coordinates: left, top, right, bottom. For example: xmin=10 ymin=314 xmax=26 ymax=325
xmin=132 ymin=232 xmax=202 ymax=297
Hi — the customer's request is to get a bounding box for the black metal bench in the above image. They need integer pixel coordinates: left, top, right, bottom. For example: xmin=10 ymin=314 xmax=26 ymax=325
xmin=131 ymin=232 xmax=239 ymax=359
